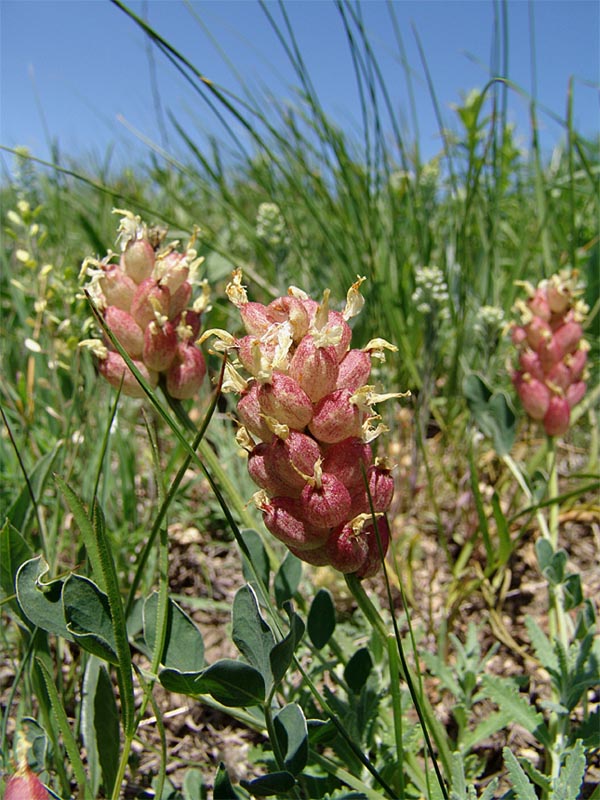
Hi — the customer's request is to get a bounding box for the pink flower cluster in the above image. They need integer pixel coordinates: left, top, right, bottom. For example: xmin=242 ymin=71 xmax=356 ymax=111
xmin=204 ymin=270 xmax=401 ymax=578
xmin=82 ymin=211 xmax=209 ymax=399
xmin=511 ymin=271 xmax=589 ymax=436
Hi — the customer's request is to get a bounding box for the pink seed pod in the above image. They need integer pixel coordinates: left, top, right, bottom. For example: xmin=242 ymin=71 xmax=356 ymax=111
xmin=260 ymin=495 xmax=330 ymax=550
xmin=299 ymin=472 xmax=352 ymax=529
xmin=103 ymin=306 xmax=144 ymax=358
xmin=518 ymin=349 xmax=545 ymax=381
xmin=544 ymin=321 xmax=583 ymax=364
xmin=364 ymin=463 xmax=395 ymax=511
xmin=566 ymin=381 xmax=586 ymax=409
xmin=130 ymin=278 xmax=171 ymax=329
xmin=321 ymin=437 xmax=373 ymax=490
xmin=165 ymin=343 xmax=206 ymax=400
xmin=121 ymin=238 xmax=155 ymax=284
xmin=257 ymin=373 xmax=313 ymax=431
xmin=289 ymin=336 xmax=339 ymax=402
xmin=288 ymin=544 xmax=330 ymax=567
xmin=336 ymin=349 xmax=372 ymax=391
xmin=524 ymin=316 xmax=552 ymax=351
xmin=240 ymin=301 xmax=273 ymax=336
xmin=174 ymin=309 xmax=203 ymax=341
xmin=325 ymin=524 xmax=369 ymax=574
xmin=248 ymin=442 xmax=302 ymax=497
xmin=309 ymin=388 xmax=363 ymax=444
xmin=143 ymin=320 xmax=178 ymax=372
xmin=511 ymin=325 xmax=527 ymax=347
xmin=528 ymin=288 xmax=551 ymax=321
xmin=159 ymin=251 xmax=190 ymax=294
xmin=169 ymin=280 xmax=193 ymax=319
xmin=266 ymin=296 xmax=310 ymax=341
xmin=546 ymin=282 xmax=571 ymax=315
xmin=99 ymin=266 xmax=138 ymax=311
xmin=543 ymin=395 xmax=571 ymax=437
xmin=98 ymin=351 xmax=158 ymax=398
xmin=546 ymin=361 xmax=571 ymax=391
xmin=5 ymin=767 xmax=49 ymax=800
xmin=237 ymin=384 xmax=274 ymax=442
xmin=325 ymin=309 xmax=352 ymax=360
xmin=514 ymin=374 xmax=551 ymax=420
xmin=356 ymin=517 xmax=391 ymax=579
xmin=566 ymin=347 xmax=588 ymax=382
xmin=237 ymin=335 xmax=277 ymax=375
xmin=267 ymin=431 xmax=321 ymax=490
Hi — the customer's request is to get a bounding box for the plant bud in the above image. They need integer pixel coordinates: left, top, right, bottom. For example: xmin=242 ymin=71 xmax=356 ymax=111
xmin=324 ymin=524 xmax=369 ymax=574
xmin=528 ymin=288 xmax=551 ymax=321
xmin=321 ymin=437 xmax=372 ymax=490
xmin=325 ymin=309 xmax=352 ymax=359
xmin=165 ymin=343 xmax=206 ymax=400
xmin=336 ymin=349 xmax=371 ymax=391
xmin=121 ymin=238 xmax=155 ymax=283
xmin=143 ymin=320 xmax=178 ymax=372
xmin=159 ymin=251 xmax=189 ymax=294
xmin=241 ymin=302 xmax=273 ymax=336
xmin=524 ymin=316 xmax=552 ymax=351
xmin=546 ymin=362 xmax=571 ymax=391
xmin=257 ymin=373 xmax=313 ymax=430
xmin=356 ymin=517 xmax=391 ymax=579
xmin=513 ymin=374 xmax=550 ymax=420
xmin=175 ymin=309 xmax=202 ymax=341
xmin=543 ymin=395 xmax=571 ymax=437
xmin=267 ymin=296 xmax=310 ymax=341
xmin=288 ymin=544 xmax=330 ymax=566
xmin=566 ymin=381 xmax=586 ymax=409
xmin=566 ymin=347 xmax=588 ymax=382
xmin=289 ymin=336 xmax=339 ymax=402
xmin=259 ymin=495 xmax=330 ymax=550
xmin=540 ymin=321 xmax=583 ymax=367
xmin=169 ymin=280 xmax=193 ymax=319
xmin=248 ymin=442 xmax=302 ymax=497
xmin=104 ymin=306 xmax=144 ymax=358
xmin=130 ymin=278 xmax=171 ymax=329
xmin=300 ymin=471 xmax=352 ymax=529
xmin=518 ymin=350 xmax=544 ymax=381
xmin=309 ymin=388 xmax=363 ymax=443
xmin=237 ymin=384 xmax=274 ymax=442
xmin=98 ymin=351 xmax=158 ymax=398
xmin=268 ymin=431 xmax=321 ymax=490
xmin=99 ymin=266 xmax=137 ymax=311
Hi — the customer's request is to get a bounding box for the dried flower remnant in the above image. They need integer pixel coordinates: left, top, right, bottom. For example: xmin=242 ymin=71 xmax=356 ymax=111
xmin=202 ymin=270 xmax=405 ymax=578
xmin=511 ymin=271 xmax=589 ymax=437
xmin=80 ymin=210 xmax=210 ymax=399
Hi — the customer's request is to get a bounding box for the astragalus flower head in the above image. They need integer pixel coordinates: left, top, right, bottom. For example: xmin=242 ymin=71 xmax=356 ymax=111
xmin=202 ymin=270 xmax=403 ymax=578
xmin=510 ymin=270 xmax=589 ymax=436
xmin=80 ymin=210 xmax=209 ymax=400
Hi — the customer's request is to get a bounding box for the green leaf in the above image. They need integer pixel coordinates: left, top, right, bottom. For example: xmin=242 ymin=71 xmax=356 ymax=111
xmin=6 ymin=440 xmax=61 ymax=533
xmin=273 ymin=703 xmax=308 ymax=775
xmin=273 ymin=551 xmax=302 ymax=608
xmin=563 ymin=573 xmax=583 ymax=610
xmin=213 ymin=762 xmax=242 ymax=799
xmin=524 ymin=616 xmax=558 ymax=675
xmin=502 ymin=747 xmax=538 ymax=800
xmin=144 ymin=592 xmax=205 ymax=672
xmin=158 ymin=668 xmax=205 ymax=697
xmin=463 ymin=374 xmax=515 ymax=456
xmin=81 ymin=657 xmax=120 ymax=797
xmin=63 ymin=574 xmax=118 ymax=664
xmin=0 ymin=520 xmax=33 ymax=617
xmin=232 ymin=585 xmax=275 ymax=690
xmin=240 ymin=528 xmax=270 ymax=593
xmin=182 ymin=768 xmax=206 ymax=800
xmin=344 ymin=647 xmax=373 ymax=694
xmin=307 ymin=588 xmax=336 ymax=649
xmin=270 ymin=602 xmax=305 ymax=686
xmin=240 ymin=771 xmax=296 ymax=796
xmin=553 ymin=740 xmax=586 ymax=800
xmin=484 ymin=676 xmax=551 ymax=749
xmin=16 ymin=555 xmax=72 ymax=640
xmin=196 ymin=660 xmax=266 ymax=707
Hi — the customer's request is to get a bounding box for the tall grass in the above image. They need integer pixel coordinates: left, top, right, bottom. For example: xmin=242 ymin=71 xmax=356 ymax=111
xmin=1 ymin=1 xmax=598 ymax=798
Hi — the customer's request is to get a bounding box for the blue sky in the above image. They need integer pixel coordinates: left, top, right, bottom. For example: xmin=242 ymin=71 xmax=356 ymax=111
xmin=1 ymin=0 xmax=598 ymax=175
